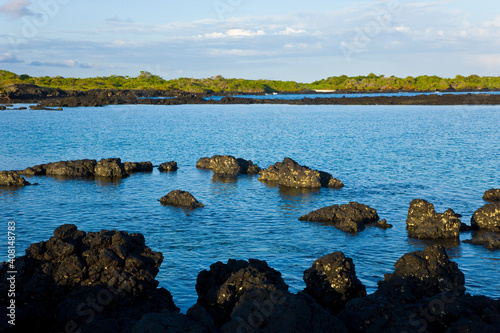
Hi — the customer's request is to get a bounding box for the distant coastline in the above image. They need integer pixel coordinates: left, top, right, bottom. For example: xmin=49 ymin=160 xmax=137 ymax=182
xmin=2 ymin=69 xmax=500 ymax=107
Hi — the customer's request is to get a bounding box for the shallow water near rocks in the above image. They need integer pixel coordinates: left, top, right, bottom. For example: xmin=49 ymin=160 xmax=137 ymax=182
xmin=0 ymin=104 xmax=499 ymax=312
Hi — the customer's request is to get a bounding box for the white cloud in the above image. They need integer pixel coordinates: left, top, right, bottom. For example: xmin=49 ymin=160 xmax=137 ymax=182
xmin=0 ymin=52 xmax=23 ymax=63
xmin=30 ymin=59 xmax=78 ymax=68
xmin=277 ymin=27 xmax=305 ymax=35
xmin=208 ymin=49 xmax=275 ymax=57
xmin=0 ymin=0 xmax=33 ymax=19
xmin=226 ymin=29 xmax=265 ymax=37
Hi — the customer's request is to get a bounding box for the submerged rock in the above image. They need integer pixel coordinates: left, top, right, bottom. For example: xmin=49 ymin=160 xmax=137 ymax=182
xmin=259 ymin=158 xmax=343 ymax=189
xmin=303 ymin=252 xmax=366 ymax=312
xmin=196 ymin=155 xmax=260 ymax=176
xmin=471 ymin=202 xmax=500 ymax=231
xmin=483 ymin=188 xmax=500 ymax=202
xmin=298 ymin=202 xmax=382 ymax=233
xmin=159 ymin=161 xmax=178 ymax=172
xmin=406 ymin=199 xmax=462 ymax=239
xmin=463 ymin=231 xmax=500 ymax=249
xmin=124 ymin=161 xmax=153 ymax=173
xmin=0 ymin=170 xmax=31 ymax=186
xmin=160 ymin=190 xmax=204 ymax=209
xmin=0 ymin=224 xmax=178 ymax=333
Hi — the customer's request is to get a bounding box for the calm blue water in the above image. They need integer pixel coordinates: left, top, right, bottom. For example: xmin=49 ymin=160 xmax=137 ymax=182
xmin=0 ymin=104 xmax=499 ymax=312
xmin=202 ymin=91 xmax=500 ymax=101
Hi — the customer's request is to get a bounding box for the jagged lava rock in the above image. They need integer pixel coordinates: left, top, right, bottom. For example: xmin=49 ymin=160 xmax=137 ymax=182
xmin=303 ymin=252 xmax=366 ymax=312
xmin=259 ymin=158 xmax=343 ymax=188
xmin=0 ymin=171 xmax=30 ymax=186
xmin=483 ymin=188 xmax=500 ymax=202
xmin=196 ymin=155 xmax=260 ymax=176
xmin=221 ymin=289 xmax=348 ymax=333
xmin=381 ymin=244 xmax=465 ymax=298
xmin=160 ymin=190 xmax=204 ymax=209
xmin=195 ymin=259 xmax=289 ymax=326
xmin=299 ymin=202 xmax=381 ymax=233
xmin=471 ymin=202 xmax=500 ymax=231
xmin=406 ymin=199 xmax=462 ymax=239
xmin=124 ymin=161 xmax=153 ymax=174
xmin=0 ymin=224 xmax=177 ymax=333
xmin=158 ymin=161 xmax=178 ymax=172
xmin=94 ymin=158 xmax=128 ymax=178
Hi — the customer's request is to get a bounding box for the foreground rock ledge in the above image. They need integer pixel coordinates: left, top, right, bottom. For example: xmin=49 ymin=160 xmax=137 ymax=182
xmin=1 ymin=225 xmax=499 ymax=333
xmin=259 ymin=157 xmax=344 ymax=189
xmin=299 ymin=202 xmax=386 ymax=233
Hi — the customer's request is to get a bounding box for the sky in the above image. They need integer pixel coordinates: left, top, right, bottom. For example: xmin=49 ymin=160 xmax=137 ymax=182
xmin=0 ymin=0 xmax=499 ymax=82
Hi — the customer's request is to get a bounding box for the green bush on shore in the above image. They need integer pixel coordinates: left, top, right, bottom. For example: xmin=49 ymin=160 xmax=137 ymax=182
xmin=1 ymin=70 xmax=500 ymax=93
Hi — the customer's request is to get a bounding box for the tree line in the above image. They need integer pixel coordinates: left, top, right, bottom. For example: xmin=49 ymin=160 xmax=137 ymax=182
xmin=1 ymin=70 xmax=499 ymax=93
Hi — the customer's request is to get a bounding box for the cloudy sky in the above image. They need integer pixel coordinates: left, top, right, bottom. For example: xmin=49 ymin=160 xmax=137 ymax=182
xmin=0 ymin=0 xmax=499 ymax=81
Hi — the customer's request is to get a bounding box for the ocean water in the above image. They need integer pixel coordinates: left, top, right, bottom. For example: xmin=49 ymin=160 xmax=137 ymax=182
xmin=0 ymin=104 xmax=499 ymax=312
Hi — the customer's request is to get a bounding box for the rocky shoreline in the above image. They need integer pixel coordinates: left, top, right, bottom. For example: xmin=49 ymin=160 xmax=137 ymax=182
xmin=0 ymin=224 xmax=498 ymax=333
xmin=2 ymin=83 xmax=500 ymax=107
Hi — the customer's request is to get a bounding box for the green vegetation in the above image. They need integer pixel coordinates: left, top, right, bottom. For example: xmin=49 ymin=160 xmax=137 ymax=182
xmin=1 ymin=70 xmax=500 ymax=93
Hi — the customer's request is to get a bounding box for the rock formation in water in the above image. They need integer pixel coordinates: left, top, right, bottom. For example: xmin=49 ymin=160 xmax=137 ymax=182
xmin=463 ymin=231 xmax=500 ymax=249
xmin=160 ymin=190 xmax=204 ymax=209
xmin=406 ymin=199 xmax=462 ymax=239
xmin=159 ymin=161 xmax=178 ymax=172
xmin=471 ymin=202 xmax=500 ymax=231
xmin=124 ymin=161 xmax=154 ymax=173
xmin=0 ymin=224 xmax=183 ymax=333
xmin=259 ymin=157 xmax=344 ymax=189
xmin=298 ymin=202 xmax=383 ymax=233
xmin=196 ymin=155 xmax=260 ymax=176
xmin=0 ymin=171 xmax=31 ymax=186
xmin=303 ymin=252 xmax=366 ymax=313
xmin=16 ymin=158 xmax=155 ymax=179
xmin=483 ymin=188 xmax=500 ymax=202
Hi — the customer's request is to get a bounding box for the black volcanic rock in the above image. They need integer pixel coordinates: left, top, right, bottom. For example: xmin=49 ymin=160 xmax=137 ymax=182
xmin=379 ymin=244 xmax=466 ymax=300
xmin=160 ymin=190 xmax=204 ymax=209
xmin=195 ymin=259 xmax=289 ymax=326
xmin=303 ymin=252 xmax=366 ymax=312
xmin=483 ymin=188 xmax=500 ymax=202
xmin=0 ymin=224 xmax=177 ymax=333
xmin=19 ymin=159 xmax=97 ymax=177
xmin=159 ymin=161 xmax=178 ymax=172
xmin=471 ymin=202 xmax=500 ymax=231
xmin=196 ymin=155 xmax=260 ymax=176
xmin=464 ymin=231 xmax=500 ymax=249
xmin=0 ymin=171 xmax=31 ymax=186
xmin=259 ymin=158 xmax=343 ymax=189
xmin=221 ymin=289 xmax=348 ymax=333
xmin=124 ymin=161 xmax=153 ymax=174
xmin=299 ymin=202 xmax=381 ymax=233
xmin=94 ymin=158 xmax=128 ymax=178
xmin=406 ymin=199 xmax=462 ymax=239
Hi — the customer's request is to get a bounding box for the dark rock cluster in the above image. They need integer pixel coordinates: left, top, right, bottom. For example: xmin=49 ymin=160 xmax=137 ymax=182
xmin=16 ymin=158 xmax=159 ymax=179
xmin=160 ymin=190 xmax=204 ymax=209
xmin=483 ymin=188 xmax=500 ymax=202
xmin=471 ymin=201 xmax=500 ymax=231
xmin=1 ymin=225 xmax=498 ymax=333
xmin=299 ymin=202 xmax=386 ymax=233
xmin=196 ymin=155 xmax=260 ymax=177
xmin=406 ymin=199 xmax=462 ymax=239
xmin=159 ymin=161 xmax=178 ymax=172
xmin=0 ymin=171 xmax=31 ymax=187
xmin=259 ymin=158 xmax=344 ymax=189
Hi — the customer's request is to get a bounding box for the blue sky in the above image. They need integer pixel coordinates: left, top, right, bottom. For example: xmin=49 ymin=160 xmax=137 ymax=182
xmin=0 ymin=0 xmax=499 ymax=81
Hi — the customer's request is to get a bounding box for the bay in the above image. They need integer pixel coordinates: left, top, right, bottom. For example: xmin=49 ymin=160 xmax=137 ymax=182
xmin=0 ymin=104 xmax=499 ymax=312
